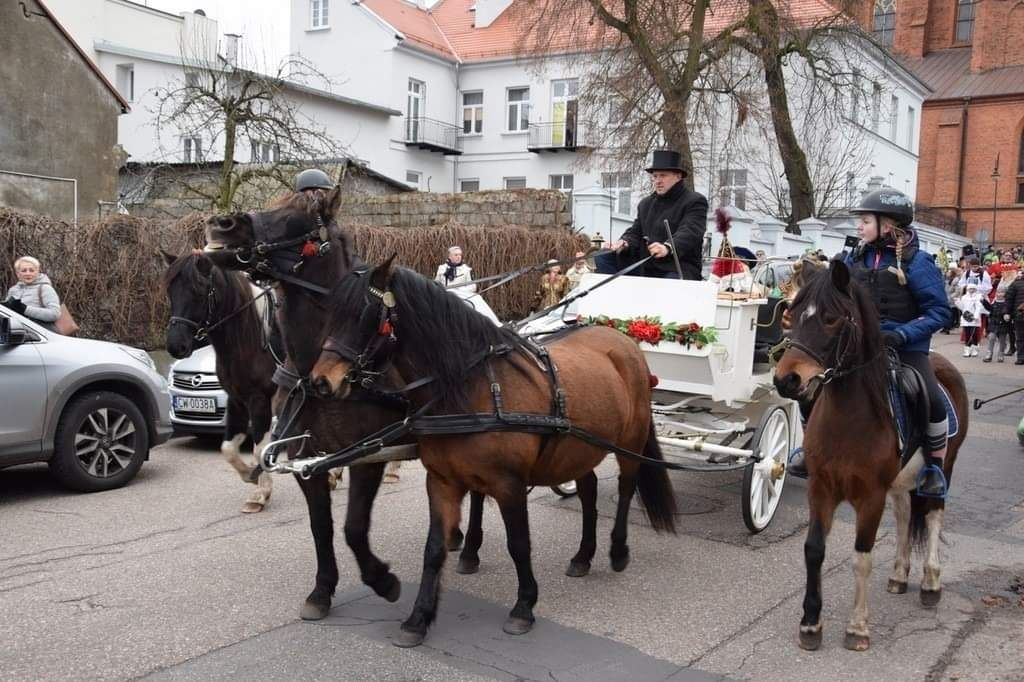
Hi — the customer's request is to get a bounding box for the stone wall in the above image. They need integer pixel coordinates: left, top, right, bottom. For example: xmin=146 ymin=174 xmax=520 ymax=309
xmin=339 ymin=189 xmax=572 ymax=231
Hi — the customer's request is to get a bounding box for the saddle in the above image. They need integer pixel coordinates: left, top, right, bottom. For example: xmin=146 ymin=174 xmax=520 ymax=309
xmin=886 ymin=350 xmax=959 ymax=468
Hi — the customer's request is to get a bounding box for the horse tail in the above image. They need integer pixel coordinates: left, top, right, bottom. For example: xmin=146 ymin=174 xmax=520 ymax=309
xmin=909 ymin=491 xmax=929 ymax=550
xmin=635 ymin=421 xmax=678 ymax=534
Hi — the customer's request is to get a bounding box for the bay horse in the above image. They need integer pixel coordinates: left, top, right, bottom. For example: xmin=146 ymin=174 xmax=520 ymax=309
xmin=773 ymin=259 xmax=967 ymax=651
xmin=201 ymin=190 xmax=415 ymax=618
xmin=162 ymin=251 xmax=278 ymax=513
xmin=309 ymin=256 xmax=678 ymax=647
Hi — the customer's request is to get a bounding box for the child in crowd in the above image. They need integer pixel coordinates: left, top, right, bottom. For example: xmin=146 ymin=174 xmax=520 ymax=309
xmin=957 ymin=282 xmax=985 ymax=357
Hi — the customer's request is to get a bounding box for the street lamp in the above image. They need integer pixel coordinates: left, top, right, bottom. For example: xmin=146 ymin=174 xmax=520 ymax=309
xmin=991 ymin=153 xmax=1000 ymax=248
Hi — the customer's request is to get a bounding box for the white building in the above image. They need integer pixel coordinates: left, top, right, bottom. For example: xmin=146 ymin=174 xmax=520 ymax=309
xmin=288 ymin=0 xmax=929 ymax=235
xmin=46 ymin=0 xmax=402 ymax=171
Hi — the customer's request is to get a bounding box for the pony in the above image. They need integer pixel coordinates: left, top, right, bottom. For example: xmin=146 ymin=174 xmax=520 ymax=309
xmin=309 ymin=255 xmax=678 ymax=647
xmin=162 ymin=251 xmax=279 ymax=513
xmin=773 ymin=259 xmax=968 ymax=651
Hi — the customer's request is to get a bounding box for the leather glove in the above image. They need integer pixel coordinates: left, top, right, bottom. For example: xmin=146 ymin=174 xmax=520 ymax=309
xmin=1 ymin=297 xmax=26 ymax=315
xmin=881 ymin=330 xmax=904 ymax=348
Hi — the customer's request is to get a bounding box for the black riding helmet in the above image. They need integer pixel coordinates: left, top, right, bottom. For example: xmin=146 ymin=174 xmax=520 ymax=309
xmin=294 ymin=168 xmax=333 ymax=192
xmin=849 ymin=189 xmax=914 ymax=228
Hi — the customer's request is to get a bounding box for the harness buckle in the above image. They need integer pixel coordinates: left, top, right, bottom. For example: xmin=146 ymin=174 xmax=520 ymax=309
xmin=820 ymin=367 xmax=836 ymax=384
xmin=194 ymin=328 xmax=208 ymax=342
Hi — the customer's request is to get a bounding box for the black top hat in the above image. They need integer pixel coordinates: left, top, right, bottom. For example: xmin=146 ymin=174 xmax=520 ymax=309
xmin=645 ymin=149 xmax=687 ymax=176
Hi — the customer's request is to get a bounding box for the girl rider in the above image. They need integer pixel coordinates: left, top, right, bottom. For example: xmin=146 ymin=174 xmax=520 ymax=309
xmin=789 ymin=189 xmax=950 ymax=496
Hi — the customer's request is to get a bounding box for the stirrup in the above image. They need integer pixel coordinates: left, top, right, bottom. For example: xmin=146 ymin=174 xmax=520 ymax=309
xmin=915 ymin=463 xmax=947 ymax=499
xmin=787 ymin=447 xmax=808 ymax=480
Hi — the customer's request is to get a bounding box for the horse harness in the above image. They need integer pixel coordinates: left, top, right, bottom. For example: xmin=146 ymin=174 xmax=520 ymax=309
xmin=258 ymin=281 xmax=714 ymax=479
xmin=168 ymin=281 xmax=274 ymax=344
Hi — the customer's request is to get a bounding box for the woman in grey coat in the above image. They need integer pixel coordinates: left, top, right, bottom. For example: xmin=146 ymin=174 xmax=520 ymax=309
xmin=2 ymin=256 xmax=61 ymax=329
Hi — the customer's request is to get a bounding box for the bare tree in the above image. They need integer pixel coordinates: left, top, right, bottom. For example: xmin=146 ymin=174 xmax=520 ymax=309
xmin=518 ymin=0 xmax=748 ymax=187
xmin=150 ymin=38 xmax=347 ymax=213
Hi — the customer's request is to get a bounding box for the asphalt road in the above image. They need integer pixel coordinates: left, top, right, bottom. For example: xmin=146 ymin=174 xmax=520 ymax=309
xmin=1 ymin=335 xmax=1022 ymax=681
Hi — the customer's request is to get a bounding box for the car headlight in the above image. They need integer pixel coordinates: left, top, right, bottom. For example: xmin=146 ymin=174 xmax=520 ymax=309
xmin=120 ymin=346 xmax=157 ymax=371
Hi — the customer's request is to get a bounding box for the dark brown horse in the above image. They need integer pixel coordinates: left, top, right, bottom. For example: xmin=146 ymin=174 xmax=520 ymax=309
xmin=774 ymin=260 xmax=967 ymax=652
xmin=309 ymin=256 xmax=678 ymax=647
xmin=202 ymin=190 xmax=409 ymax=618
xmin=162 ymin=251 xmax=278 ymax=512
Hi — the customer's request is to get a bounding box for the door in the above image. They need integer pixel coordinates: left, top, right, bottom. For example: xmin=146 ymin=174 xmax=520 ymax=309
xmin=407 ymin=79 xmax=425 ymax=142
xmin=0 ymin=317 xmax=46 ymax=458
xmin=551 ymin=79 xmax=578 ymax=147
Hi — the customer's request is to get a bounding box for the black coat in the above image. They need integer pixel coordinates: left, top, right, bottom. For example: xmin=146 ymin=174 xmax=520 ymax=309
xmin=621 ymin=182 xmax=708 ymax=279
xmin=1004 ymin=278 xmax=1024 ymax=318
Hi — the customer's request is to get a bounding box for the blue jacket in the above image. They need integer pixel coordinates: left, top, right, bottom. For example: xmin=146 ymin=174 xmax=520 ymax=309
xmin=843 ymin=231 xmax=949 ymax=353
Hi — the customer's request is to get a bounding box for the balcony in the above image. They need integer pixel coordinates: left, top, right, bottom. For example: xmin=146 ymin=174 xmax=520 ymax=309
xmin=527 ymin=121 xmax=589 ymax=152
xmin=403 ymin=117 xmax=463 ymax=155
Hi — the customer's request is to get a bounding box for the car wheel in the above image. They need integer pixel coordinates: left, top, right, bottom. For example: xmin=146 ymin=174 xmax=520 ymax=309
xmin=49 ymin=391 xmax=149 ymax=492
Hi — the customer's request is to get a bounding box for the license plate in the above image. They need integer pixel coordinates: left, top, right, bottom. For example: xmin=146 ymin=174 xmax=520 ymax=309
xmin=173 ymin=396 xmax=217 ymax=413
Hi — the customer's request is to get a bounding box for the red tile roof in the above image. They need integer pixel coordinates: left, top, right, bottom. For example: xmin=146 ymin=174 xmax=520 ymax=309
xmin=359 ymin=0 xmax=849 ymax=63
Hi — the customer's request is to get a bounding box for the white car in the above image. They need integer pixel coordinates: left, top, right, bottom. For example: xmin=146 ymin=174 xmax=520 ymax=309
xmin=167 ymin=345 xmax=227 ymax=437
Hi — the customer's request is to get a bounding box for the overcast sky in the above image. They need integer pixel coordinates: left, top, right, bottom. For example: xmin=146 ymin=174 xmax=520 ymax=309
xmin=142 ymin=0 xmax=291 ymax=68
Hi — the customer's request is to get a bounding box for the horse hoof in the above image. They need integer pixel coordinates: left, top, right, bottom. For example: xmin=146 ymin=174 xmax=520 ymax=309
xmin=502 ymin=616 xmax=534 ymax=636
xmin=887 ymin=579 xmax=908 ymax=594
xmin=455 ymin=557 xmax=480 ymax=575
xmin=240 ymin=501 xmax=265 ymax=513
xmin=920 ymin=588 xmax=942 ymax=608
xmin=798 ymin=626 xmax=822 ymax=651
xmin=843 ymin=632 xmax=870 ymax=651
xmin=610 ymin=555 xmax=630 ymax=573
xmin=300 ymin=600 xmax=330 ymax=621
xmin=565 ymin=561 xmax=591 ymax=578
xmin=394 ymin=628 xmax=425 ymax=648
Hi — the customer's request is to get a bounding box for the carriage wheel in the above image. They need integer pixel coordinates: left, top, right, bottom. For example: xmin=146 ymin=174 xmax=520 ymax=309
xmin=742 ymin=405 xmax=791 ymax=533
xmin=551 ymin=481 xmax=577 ymax=498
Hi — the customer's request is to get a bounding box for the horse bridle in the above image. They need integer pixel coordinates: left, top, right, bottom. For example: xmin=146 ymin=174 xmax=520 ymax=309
xmin=774 ymin=314 xmax=882 ymax=392
xmin=168 ymin=279 xmax=272 ymax=343
xmin=230 ymin=212 xmax=334 ymax=296
xmin=319 ymin=279 xmax=400 ymax=389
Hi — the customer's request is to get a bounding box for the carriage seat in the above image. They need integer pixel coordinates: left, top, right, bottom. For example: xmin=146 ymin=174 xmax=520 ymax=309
xmin=753 ymin=297 xmax=786 ymax=364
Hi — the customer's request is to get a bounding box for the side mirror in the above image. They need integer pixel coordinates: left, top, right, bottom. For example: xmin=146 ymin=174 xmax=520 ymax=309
xmin=0 ymin=316 xmax=27 ymax=346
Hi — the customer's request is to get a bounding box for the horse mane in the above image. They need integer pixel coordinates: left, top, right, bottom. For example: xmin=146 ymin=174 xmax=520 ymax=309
xmin=795 ymin=266 xmax=890 ymax=421
xmin=164 ymin=253 xmax=268 ymax=355
xmin=265 ymin=191 xmax=354 ymax=267
xmin=331 ymin=266 xmax=527 ymax=412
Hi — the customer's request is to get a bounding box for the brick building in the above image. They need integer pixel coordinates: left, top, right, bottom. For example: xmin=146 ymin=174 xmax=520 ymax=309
xmin=861 ymin=0 xmax=1024 ymax=246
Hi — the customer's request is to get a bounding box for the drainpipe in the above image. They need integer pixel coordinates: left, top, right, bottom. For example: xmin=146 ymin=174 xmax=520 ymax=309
xmin=954 ymin=97 xmax=970 ymax=226
xmin=452 ymin=62 xmax=460 ymax=193
xmin=0 ymin=169 xmax=78 ymax=224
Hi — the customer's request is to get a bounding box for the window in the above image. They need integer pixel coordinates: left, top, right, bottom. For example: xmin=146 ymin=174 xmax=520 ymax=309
xmin=405 ymin=170 xmax=421 ymax=188
xmin=116 ymin=63 xmax=134 ymax=101
xmin=1017 ymin=130 xmax=1024 ymax=204
xmin=906 ymin=106 xmax=916 ymax=151
xmin=311 ymin=0 xmax=329 ymax=28
xmin=184 ymin=71 xmax=199 ymax=89
xmin=250 ymin=141 xmax=280 ymax=163
xmin=183 ymin=136 xmax=202 ymax=163
xmin=718 ymin=168 xmax=748 ymax=210
xmin=406 ymin=79 xmax=425 ymax=141
xmin=872 ymin=0 xmax=895 ymax=47
xmin=849 ymin=71 xmax=861 ymax=124
xmin=871 ymin=83 xmax=882 ymax=132
xmin=504 ymin=177 xmax=527 ymax=190
xmin=606 ymin=95 xmax=627 ymax=127
xmin=549 ymin=174 xmax=573 ymax=192
xmin=460 ymin=179 xmax=480 ymax=192
xmin=462 ymin=91 xmax=483 ymax=135
xmin=506 ymin=87 xmax=530 ymax=132
xmin=955 ymin=0 xmax=976 ymax=43
xmin=601 ymin=172 xmax=633 ymax=214
xmin=845 ymin=172 xmax=857 ymax=207
xmin=551 ymin=79 xmax=579 ymax=147
xmin=889 ymin=95 xmax=899 ymax=141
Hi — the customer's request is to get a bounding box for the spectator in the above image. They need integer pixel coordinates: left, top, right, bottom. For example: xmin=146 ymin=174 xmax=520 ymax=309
xmin=566 ymin=251 xmax=591 ymax=290
xmin=958 ymin=256 xmax=992 ymax=296
xmin=943 ymin=268 xmax=961 ymax=334
xmin=434 ymin=246 xmax=475 ymax=292
xmin=1004 ymin=269 xmax=1024 ymax=364
xmin=956 ymin=283 xmax=985 ymax=357
xmin=2 ymin=256 xmax=61 ymax=331
xmin=531 ymin=260 xmax=569 ymax=311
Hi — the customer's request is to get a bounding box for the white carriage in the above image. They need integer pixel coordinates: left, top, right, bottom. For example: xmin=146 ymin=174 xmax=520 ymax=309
xmin=522 ymin=272 xmax=801 ymax=533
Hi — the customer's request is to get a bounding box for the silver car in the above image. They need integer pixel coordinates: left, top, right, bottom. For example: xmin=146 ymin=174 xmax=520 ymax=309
xmin=167 ymin=345 xmax=228 ymax=437
xmin=0 ymin=309 xmax=172 ymax=491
